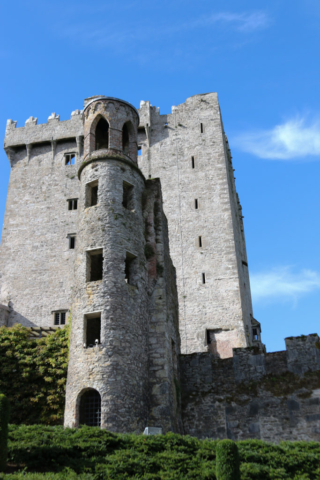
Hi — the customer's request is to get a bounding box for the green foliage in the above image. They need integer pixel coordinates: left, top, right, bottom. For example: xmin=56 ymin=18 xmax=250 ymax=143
xmin=3 ymin=425 xmax=320 ymax=479
xmin=145 ymin=244 xmax=155 ymax=260
xmin=0 ymin=325 xmax=69 ymax=425
xmin=216 ymin=440 xmax=240 ymax=480
xmin=0 ymin=395 xmax=10 ymax=472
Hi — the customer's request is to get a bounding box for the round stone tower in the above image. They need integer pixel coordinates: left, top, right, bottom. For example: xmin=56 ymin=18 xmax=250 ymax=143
xmin=64 ymin=96 xmax=149 ymax=431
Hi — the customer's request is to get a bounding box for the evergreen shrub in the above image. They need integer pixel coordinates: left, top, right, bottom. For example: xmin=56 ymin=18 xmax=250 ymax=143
xmin=0 ymin=325 xmax=69 ymax=425
xmin=4 ymin=425 xmax=320 ymax=479
xmin=216 ymin=440 xmax=240 ymax=480
xmin=0 ymin=394 xmax=10 ymax=472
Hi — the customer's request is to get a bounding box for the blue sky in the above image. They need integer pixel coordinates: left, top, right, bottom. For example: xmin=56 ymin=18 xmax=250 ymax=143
xmin=0 ymin=0 xmax=319 ymax=351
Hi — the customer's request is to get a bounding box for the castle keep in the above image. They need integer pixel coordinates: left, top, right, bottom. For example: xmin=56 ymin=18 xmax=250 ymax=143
xmin=1 ymin=93 xmax=319 ymax=441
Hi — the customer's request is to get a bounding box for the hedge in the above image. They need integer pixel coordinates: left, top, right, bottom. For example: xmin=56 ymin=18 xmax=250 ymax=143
xmin=0 ymin=325 xmax=69 ymax=425
xmin=1 ymin=425 xmax=320 ymax=479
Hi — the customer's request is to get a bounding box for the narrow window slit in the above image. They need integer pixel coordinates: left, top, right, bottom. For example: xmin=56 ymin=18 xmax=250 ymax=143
xmin=191 ymin=156 xmax=195 ymax=169
xmin=198 ymin=236 xmax=202 ymax=247
xmin=122 ymin=181 xmax=134 ymax=210
xmin=200 ymin=123 xmax=204 ymax=133
xmin=195 ymin=199 xmax=198 ymax=209
xmin=69 ymin=236 xmax=76 ymax=249
xmin=202 ymin=272 xmax=206 ymax=284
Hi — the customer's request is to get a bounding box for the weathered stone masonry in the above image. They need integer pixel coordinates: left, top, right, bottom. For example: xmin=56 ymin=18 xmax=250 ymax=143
xmin=180 ymin=334 xmax=320 ymax=442
xmin=1 ymin=93 xmax=319 ymax=441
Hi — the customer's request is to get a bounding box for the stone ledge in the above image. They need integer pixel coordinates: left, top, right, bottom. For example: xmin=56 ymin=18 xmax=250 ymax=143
xmin=78 ymin=149 xmax=145 ymax=180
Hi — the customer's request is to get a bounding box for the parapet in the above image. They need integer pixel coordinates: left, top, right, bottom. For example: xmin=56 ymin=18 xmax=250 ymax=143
xmin=180 ymin=333 xmax=320 ymax=388
xmin=4 ymin=110 xmax=84 ymax=150
xmin=285 ymin=334 xmax=320 ymax=375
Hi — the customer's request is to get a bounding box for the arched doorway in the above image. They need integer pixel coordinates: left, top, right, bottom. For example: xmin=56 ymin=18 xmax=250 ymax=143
xmin=95 ymin=118 xmax=109 ymax=150
xmin=79 ymin=389 xmax=101 ymax=426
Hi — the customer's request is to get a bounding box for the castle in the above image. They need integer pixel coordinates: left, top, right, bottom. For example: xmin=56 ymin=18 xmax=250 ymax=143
xmin=1 ymin=94 xmax=319 ymax=441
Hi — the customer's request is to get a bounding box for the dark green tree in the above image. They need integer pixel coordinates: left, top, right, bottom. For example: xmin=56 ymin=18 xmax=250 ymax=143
xmin=0 ymin=394 xmax=10 ymax=472
xmin=216 ymin=439 xmax=240 ymax=480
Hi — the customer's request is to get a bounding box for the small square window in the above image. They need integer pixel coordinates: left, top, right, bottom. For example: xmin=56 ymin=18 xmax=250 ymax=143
xmin=86 ymin=180 xmax=98 ymax=207
xmin=68 ymin=199 xmax=78 ymax=211
xmin=54 ymin=311 xmax=66 ymax=326
xmin=65 ymin=153 xmax=76 ymax=165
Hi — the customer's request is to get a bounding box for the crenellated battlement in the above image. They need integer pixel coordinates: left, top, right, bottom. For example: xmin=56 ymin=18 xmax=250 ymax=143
xmin=4 ymin=110 xmax=83 ymax=152
xmin=180 ymin=333 xmax=320 ymax=441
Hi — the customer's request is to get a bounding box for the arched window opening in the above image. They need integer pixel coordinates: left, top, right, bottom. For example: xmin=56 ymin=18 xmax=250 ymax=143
xmin=122 ymin=123 xmax=130 ymax=154
xmin=95 ymin=118 xmax=109 ymax=150
xmin=79 ymin=389 xmax=101 ymax=427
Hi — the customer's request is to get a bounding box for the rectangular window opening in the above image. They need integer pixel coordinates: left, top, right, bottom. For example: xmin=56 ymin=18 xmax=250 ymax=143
xmin=65 ymin=153 xmax=76 ymax=165
xmin=87 ymin=249 xmax=103 ymax=282
xmin=68 ymin=199 xmax=78 ymax=211
xmin=86 ymin=180 xmax=98 ymax=207
xmin=198 ymin=236 xmax=202 ymax=248
xmin=138 ymin=146 xmax=142 ymax=156
xmin=202 ymin=272 xmax=206 ymax=284
xmin=252 ymin=328 xmax=258 ymax=340
xmin=85 ymin=313 xmax=101 ymax=347
xmin=54 ymin=311 xmax=66 ymax=326
xmin=123 ymin=181 xmax=134 ymax=210
xmin=191 ymin=156 xmax=195 ymax=169
xmin=69 ymin=235 xmax=76 ymax=249
xmin=200 ymin=123 xmax=204 ymax=133
xmin=125 ymin=251 xmax=137 ymax=286
xmin=195 ymin=199 xmax=198 ymax=209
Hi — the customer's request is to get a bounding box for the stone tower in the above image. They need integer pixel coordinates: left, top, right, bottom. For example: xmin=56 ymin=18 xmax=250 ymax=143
xmin=137 ymin=93 xmax=260 ymax=356
xmin=64 ymin=96 xmax=181 ymax=432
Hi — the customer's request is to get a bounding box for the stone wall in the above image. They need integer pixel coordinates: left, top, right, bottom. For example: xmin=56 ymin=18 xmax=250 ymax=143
xmin=180 ymin=334 xmax=320 ymax=442
xmin=137 ymin=93 xmax=255 ymax=354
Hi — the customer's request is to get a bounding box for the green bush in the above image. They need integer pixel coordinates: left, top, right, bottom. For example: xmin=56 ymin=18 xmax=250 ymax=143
xmin=2 ymin=425 xmax=320 ymax=479
xmin=216 ymin=440 xmax=240 ymax=480
xmin=0 ymin=325 xmax=69 ymax=425
xmin=0 ymin=395 xmax=10 ymax=472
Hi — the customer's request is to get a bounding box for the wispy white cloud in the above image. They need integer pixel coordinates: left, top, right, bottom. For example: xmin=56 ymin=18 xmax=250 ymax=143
xmin=194 ymin=11 xmax=270 ymax=33
xmin=250 ymin=267 xmax=320 ymax=304
xmin=57 ymin=10 xmax=270 ymax=50
xmin=234 ymin=117 xmax=320 ymax=160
